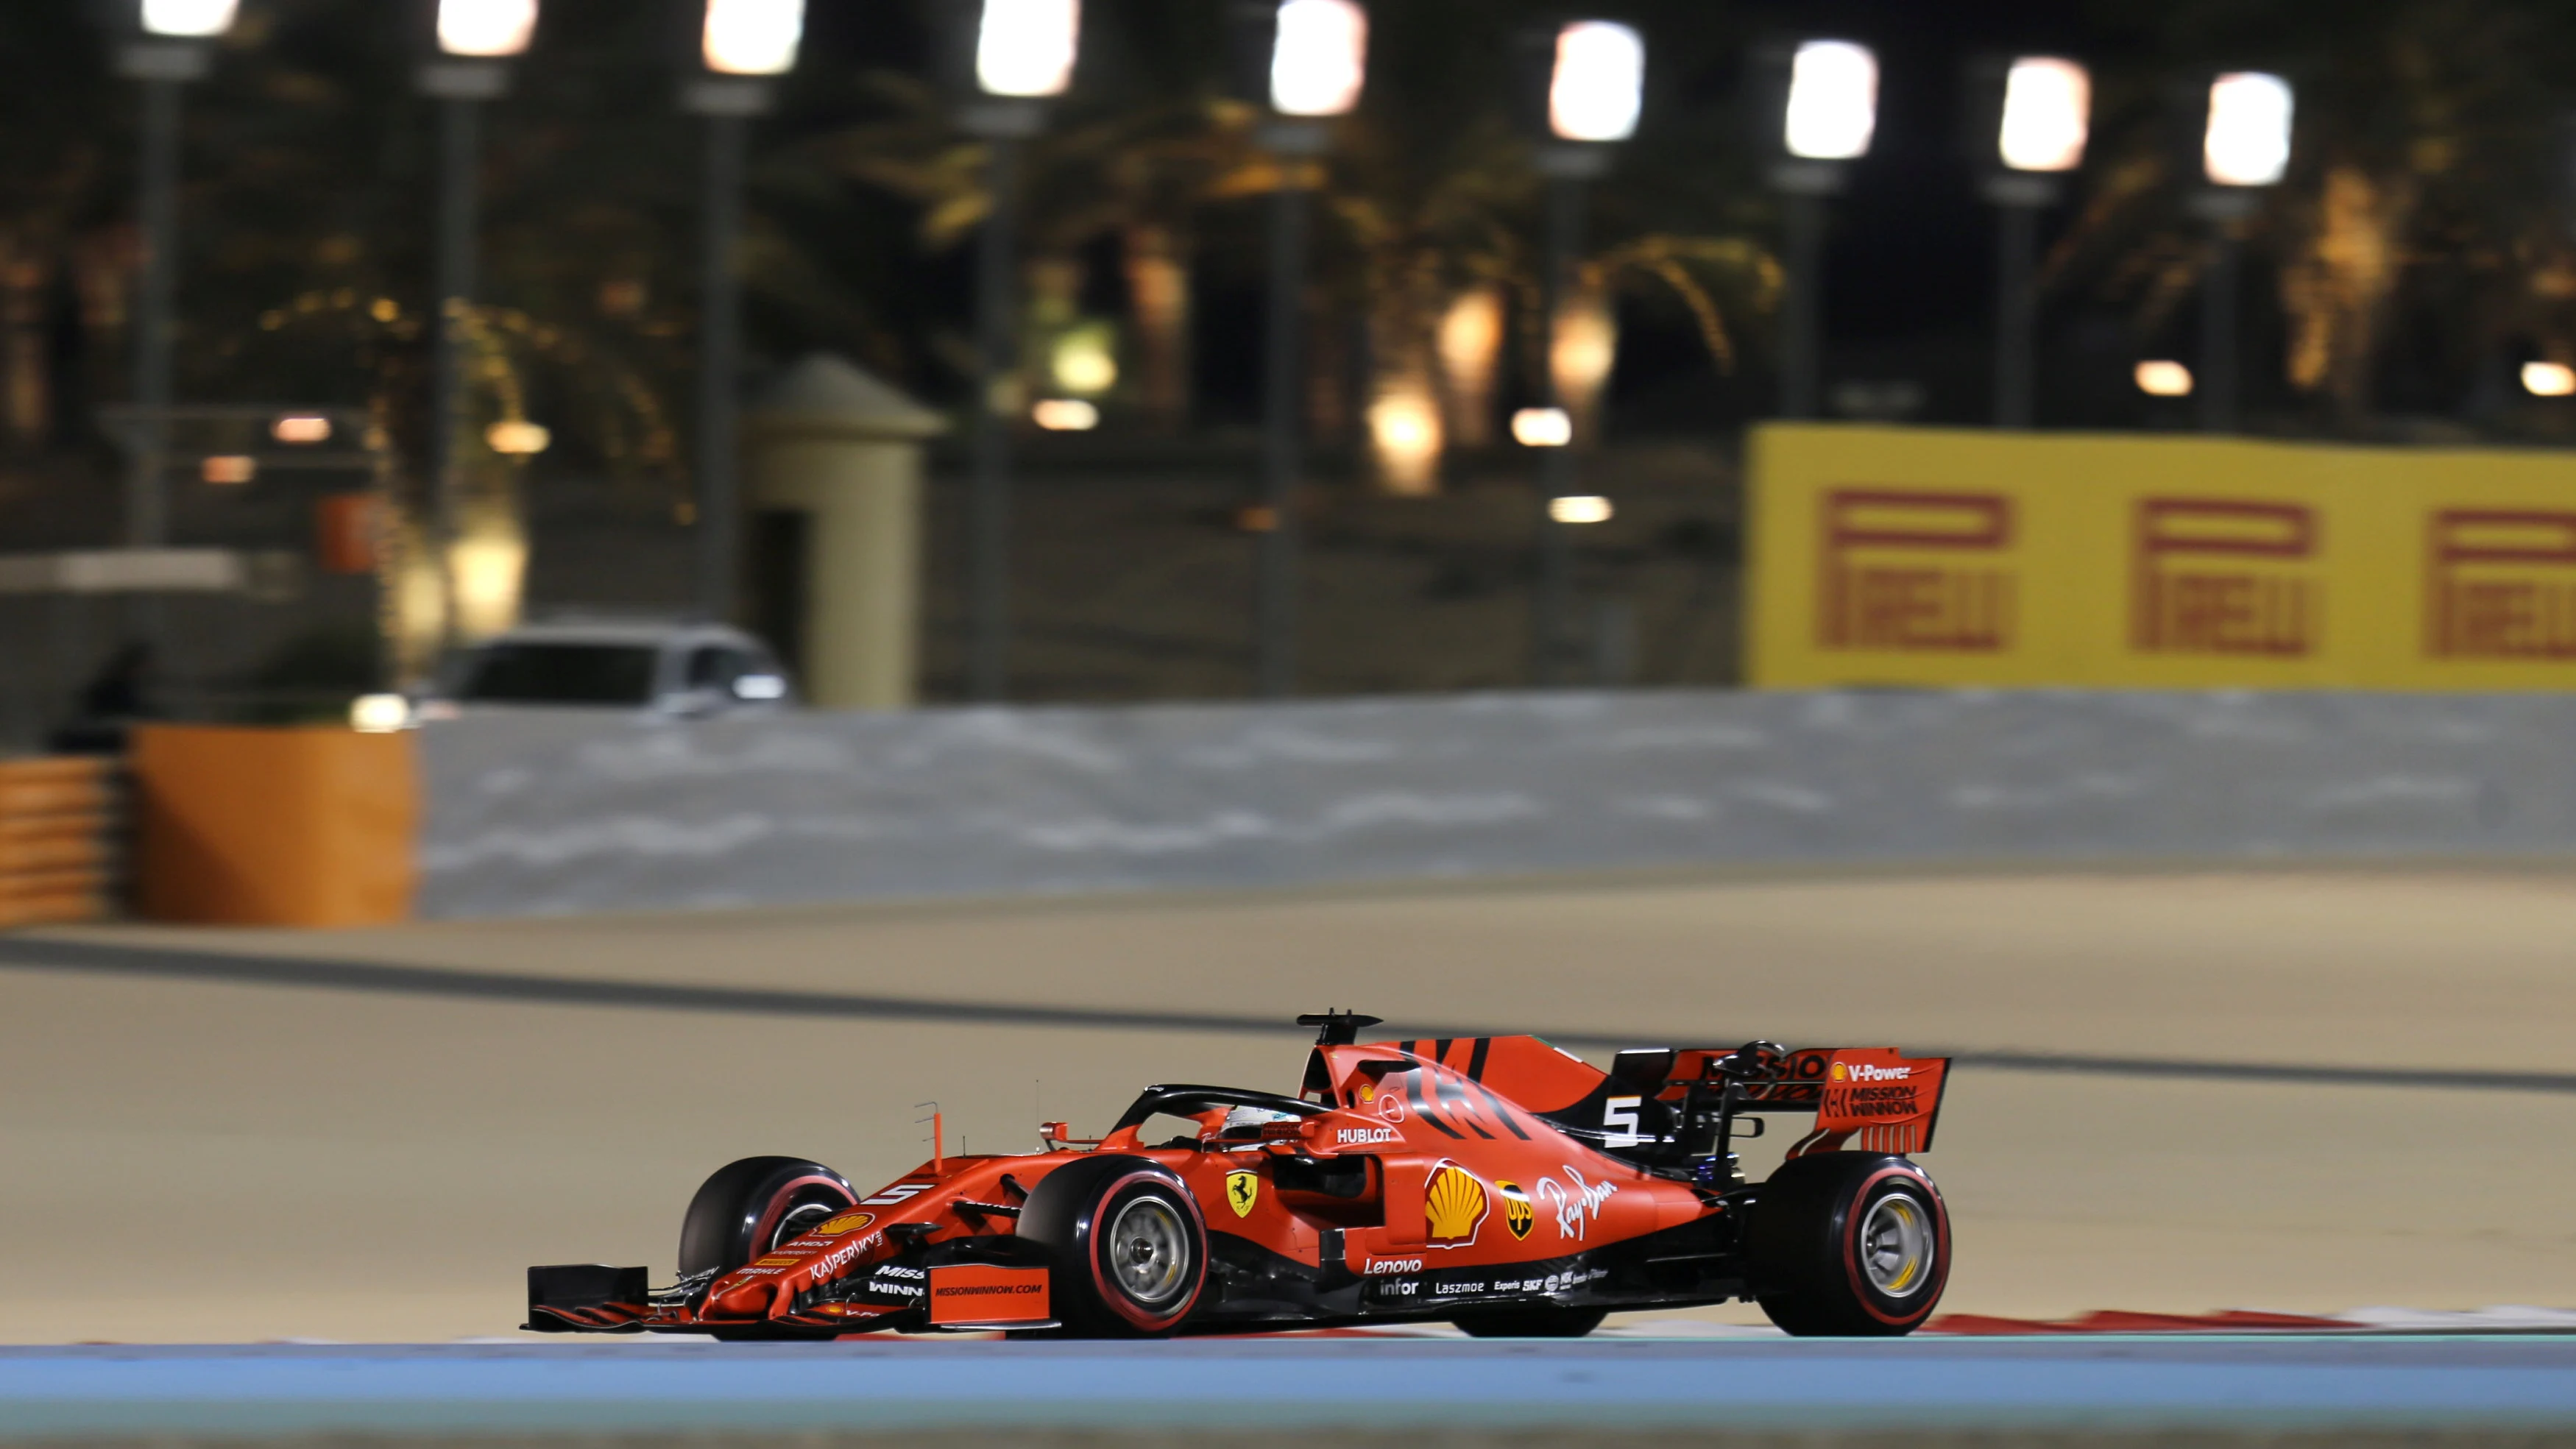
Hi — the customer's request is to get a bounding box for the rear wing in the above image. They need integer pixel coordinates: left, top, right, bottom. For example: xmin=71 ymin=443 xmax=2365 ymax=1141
xmin=1671 ymin=1046 xmax=1952 ymax=1156
xmin=1347 ymin=1035 xmax=1950 ymax=1159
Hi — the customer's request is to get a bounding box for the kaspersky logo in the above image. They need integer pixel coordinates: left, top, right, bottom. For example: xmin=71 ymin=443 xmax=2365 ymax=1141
xmin=1830 ymin=1062 xmax=1912 ymax=1083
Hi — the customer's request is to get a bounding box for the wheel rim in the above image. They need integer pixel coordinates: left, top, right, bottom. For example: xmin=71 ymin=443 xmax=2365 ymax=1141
xmin=1105 ymin=1195 xmax=1190 ymax=1307
xmin=1858 ymin=1192 xmax=1933 ymax=1297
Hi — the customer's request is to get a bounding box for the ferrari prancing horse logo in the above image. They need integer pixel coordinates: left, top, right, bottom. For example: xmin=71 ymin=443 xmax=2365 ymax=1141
xmin=1225 ymin=1169 xmax=1259 ymax=1218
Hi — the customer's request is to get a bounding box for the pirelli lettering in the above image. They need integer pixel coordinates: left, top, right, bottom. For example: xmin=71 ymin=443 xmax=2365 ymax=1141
xmin=1816 ymin=489 xmax=2016 ymax=653
xmin=2131 ymin=499 xmax=2320 ymax=657
xmin=2426 ymin=511 xmax=2576 ymax=660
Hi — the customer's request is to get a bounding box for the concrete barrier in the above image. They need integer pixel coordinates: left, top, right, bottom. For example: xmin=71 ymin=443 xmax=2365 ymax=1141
xmin=414 ymin=690 xmax=2576 ymax=919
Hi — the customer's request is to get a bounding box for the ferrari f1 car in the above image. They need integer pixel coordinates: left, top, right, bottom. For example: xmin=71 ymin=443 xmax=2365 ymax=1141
xmin=528 ymin=1013 xmax=1953 ymax=1339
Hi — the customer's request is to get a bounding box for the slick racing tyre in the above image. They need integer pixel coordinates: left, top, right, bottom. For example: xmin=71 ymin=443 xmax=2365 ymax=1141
xmin=1745 ymin=1152 xmax=1949 ymax=1337
xmin=1452 ymin=1307 xmax=1609 ymax=1339
xmin=1019 ymin=1155 xmax=1208 ymax=1336
xmin=678 ymin=1156 xmax=861 ymax=1278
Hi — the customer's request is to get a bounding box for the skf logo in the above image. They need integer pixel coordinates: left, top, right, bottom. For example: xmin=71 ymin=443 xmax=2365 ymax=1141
xmin=1225 ymin=1169 xmax=1259 ymax=1219
xmin=1496 ymin=1180 xmax=1534 ymax=1241
xmin=815 ymin=1213 xmax=874 ymax=1236
xmin=1818 ymin=489 xmax=2015 ymax=653
xmin=1424 ymin=1161 xmax=1489 ymax=1249
xmin=2132 ymin=499 xmax=2319 ymax=656
xmin=1337 ymin=1127 xmax=1398 ymax=1145
xmin=2425 ymin=511 xmax=2576 ymax=660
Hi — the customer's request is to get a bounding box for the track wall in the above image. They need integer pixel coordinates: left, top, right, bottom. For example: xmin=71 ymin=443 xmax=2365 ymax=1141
xmin=417 ymin=690 xmax=2576 ymax=918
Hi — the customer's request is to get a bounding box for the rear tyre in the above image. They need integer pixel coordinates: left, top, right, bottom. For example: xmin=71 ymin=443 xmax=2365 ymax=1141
xmin=1018 ymin=1156 xmax=1207 ymax=1337
xmin=1452 ymin=1306 xmax=1609 ymax=1339
xmin=1745 ymin=1152 xmax=1948 ymax=1337
xmin=678 ymin=1156 xmax=860 ymax=1278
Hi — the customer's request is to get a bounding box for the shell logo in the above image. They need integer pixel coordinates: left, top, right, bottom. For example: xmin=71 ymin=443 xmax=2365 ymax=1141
xmin=1829 ymin=1062 xmax=1849 ymax=1083
xmin=1424 ymin=1161 xmax=1489 ymax=1248
xmin=816 ymin=1212 xmax=876 ymax=1236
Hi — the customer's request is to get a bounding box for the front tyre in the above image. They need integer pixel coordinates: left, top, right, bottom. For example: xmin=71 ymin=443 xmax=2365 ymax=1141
xmin=678 ymin=1156 xmax=860 ymax=1278
xmin=1019 ymin=1156 xmax=1207 ymax=1336
xmin=1745 ymin=1153 xmax=1949 ymax=1336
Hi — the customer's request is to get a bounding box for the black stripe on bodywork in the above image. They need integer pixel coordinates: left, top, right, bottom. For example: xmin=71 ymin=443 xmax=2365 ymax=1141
xmin=1407 ymin=1069 xmax=1464 ymax=1138
xmin=1467 ymin=1037 xmax=1492 ymax=1082
xmin=1437 ymin=1074 xmax=1496 ymax=1138
xmin=1468 ymin=1080 xmax=1533 ymax=1140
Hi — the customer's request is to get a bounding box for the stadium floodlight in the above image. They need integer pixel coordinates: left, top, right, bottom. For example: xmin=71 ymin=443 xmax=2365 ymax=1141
xmin=977 ymin=0 xmax=1082 ymax=98
xmin=439 ymin=0 xmax=539 ymax=58
xmin=1512 ymin=407 xmax=1574 ymax=448
xmin=703 ymin=0 xmax=804 ymax=77
xmin=1548 ymin=21 xmax=1644 ymax=143
xmin=2136 ymin=360 xmax=2194 ymax=397
xmin=141 ymin=0 xmax=238 ymax=38
xmin=1783 ymin=39 xmax=1876 ymax=160
xmin=2204 ymin=71 xmax=2293 ymax=187
xmin=1999 ymin=56 xmax=2089 ymax=173
xmin=1269 ymin=0 xmax=1367 ymax=117
xmin=2524 ymin=362 xmax=2576 ymax=397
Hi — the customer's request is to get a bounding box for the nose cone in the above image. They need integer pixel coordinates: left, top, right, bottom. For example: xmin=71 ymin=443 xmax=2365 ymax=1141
xmin=705 ymin=1276 xmax=779 ymax=1320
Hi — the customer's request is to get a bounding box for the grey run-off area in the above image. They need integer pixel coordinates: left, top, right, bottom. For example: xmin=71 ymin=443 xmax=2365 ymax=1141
xmin=424 ymin=689 xmax=2576 ymax=918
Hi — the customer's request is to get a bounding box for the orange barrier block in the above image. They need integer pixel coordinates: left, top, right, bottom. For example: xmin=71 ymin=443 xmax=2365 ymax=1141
xmin=132 ymin=726 xmax=419 ymax=927
xmin=0 ymin=757 xmax=113 ymax=820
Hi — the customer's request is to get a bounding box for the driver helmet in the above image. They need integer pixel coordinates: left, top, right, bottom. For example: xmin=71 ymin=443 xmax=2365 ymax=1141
xmin=1221 ymin=1105 xmax=1299 ymax=1136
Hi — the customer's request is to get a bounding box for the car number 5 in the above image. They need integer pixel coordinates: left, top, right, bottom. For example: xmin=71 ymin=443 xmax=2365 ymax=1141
xmin=1603 ymin=1096 xmax=1644 ymax=1147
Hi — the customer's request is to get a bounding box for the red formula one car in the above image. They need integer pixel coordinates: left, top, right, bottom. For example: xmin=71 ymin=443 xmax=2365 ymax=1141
xmin=528 ymin=1013 xmax=1953 ymax=1339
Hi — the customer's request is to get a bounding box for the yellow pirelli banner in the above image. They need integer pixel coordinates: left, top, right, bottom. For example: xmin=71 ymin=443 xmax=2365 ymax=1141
xmin=1747 ymin=423 xmax=2576 ymax=690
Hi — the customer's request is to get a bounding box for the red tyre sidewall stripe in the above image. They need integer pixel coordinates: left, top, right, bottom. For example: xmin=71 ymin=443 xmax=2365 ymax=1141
xmin=1087 ymin=1170 xmax=1209 ymax=1333
xmin=751 ymin=1174 xmax=855 ymax=1259
xmin=1840 ymin=1163 xmax=1950 ymax=1328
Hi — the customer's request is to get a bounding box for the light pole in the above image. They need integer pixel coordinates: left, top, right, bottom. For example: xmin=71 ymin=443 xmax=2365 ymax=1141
xmin=112 ymin=0 xmax=240 ymax=553
xmin=949 ymin=0 xmax=1080 ymax=703
xmin=1521 ymin=20 xmax=1643 ymax=686
xmin=1977 ymin=55 xmax=2089 ymax=429
xmin=2193 ymin=70 xmax=2293 ymax=433
xmin=1233 ymin=0 xmax=1367 ymax=699
xmin=681 ymin=0 xmax=806 ymax=625
xmin=1763 ymin=38 xmax=1877 ymax=421
xmin=416 ymin=0 xmax=539 ymax=646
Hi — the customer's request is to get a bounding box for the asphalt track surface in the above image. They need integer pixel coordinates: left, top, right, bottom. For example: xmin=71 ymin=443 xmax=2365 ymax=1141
xmin=5 ymin=1337 xmax=2576 ymax=1436
xmin=9 ymin=865 xmax=2576 ymax=1341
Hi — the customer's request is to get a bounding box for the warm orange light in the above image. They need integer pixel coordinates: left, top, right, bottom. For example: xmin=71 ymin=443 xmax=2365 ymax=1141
xmin=2134 ymin=360 xmax=2194 ymax=397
